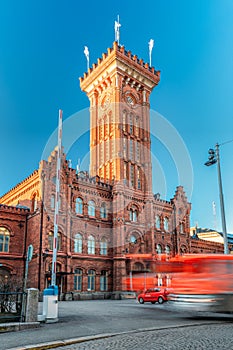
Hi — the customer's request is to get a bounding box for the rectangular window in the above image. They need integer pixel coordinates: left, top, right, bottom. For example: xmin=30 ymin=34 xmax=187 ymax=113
xmin=74 ymin=269 xmax=82 ymax=290
xmin=0 ymin=235 xmax=4 ymax=252
xmin=124 ymin=162 xmax=127 ymax=185
xmin=135 ymin=117 xmax=139 ymax=137
xmin=123 ymin=138 xmax=127 ymax=158
xmin=137 ymin=168 xmax=141 ymax=189
xmin=100 ymin=241 xmax=107 ymax=255
xmin=100 ymin=272 xmax=108 ymax=291
xmin=129 ymin=114 xmax=133 ymax=134
xmin=136 ymin=142 xmax=140 ymax=162
xmin=129 ymin=139 xmax=133 ymax=160
xmin=88 ymin=270 xmax=95 ymax=291
xmin=130 ymin=164 xmax=135 ymax=187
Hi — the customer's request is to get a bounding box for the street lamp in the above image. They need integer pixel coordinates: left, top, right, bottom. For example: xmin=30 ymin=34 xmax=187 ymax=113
xmin=205 ymin=143 xmax=229 ymax=254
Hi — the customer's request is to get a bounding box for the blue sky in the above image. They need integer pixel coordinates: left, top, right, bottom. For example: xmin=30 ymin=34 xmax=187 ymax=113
xmin=0 ymin=0 xmax=232 ymax=232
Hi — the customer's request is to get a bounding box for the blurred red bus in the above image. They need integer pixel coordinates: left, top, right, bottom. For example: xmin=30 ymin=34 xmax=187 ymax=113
xmin=168 ymin=254 xmax=233 ymax=312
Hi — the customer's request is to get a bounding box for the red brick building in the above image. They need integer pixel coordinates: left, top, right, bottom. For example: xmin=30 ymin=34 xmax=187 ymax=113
xmin=0 ymin=42 xmax=224 ymax=298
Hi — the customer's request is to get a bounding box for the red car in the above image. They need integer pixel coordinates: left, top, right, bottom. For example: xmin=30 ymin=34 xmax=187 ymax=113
xmin=138 ymin=287 xmax=169 ymax=304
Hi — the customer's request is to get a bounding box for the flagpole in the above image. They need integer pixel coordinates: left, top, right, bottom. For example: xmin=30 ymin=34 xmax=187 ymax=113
xmin=84 ymin=46 xmax=89 ymax=71
xmin=149 ymin=39 xmax=154 ymax=66
xmin=51 ymin=109 xmax=63 ymax=287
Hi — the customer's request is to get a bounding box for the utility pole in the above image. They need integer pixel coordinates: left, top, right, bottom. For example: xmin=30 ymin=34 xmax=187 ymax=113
xmin=205 ymin=143 xmax=229 ymax=254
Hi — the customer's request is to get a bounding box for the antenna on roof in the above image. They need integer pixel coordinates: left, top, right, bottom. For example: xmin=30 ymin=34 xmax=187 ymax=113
xmin=114 ymin=15 xmax=121 ymax=45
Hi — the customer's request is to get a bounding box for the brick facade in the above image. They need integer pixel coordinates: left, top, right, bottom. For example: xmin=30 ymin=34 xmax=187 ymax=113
xmin=0 ymin=42 xmax=225 ymax=296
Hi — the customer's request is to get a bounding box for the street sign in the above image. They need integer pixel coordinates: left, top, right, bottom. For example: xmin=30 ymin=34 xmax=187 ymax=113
xmin=27 ymin=244 xmax=33 ymax=262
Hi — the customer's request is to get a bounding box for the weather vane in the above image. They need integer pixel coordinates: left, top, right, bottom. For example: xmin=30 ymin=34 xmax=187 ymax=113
xmin=84 ymin=46 xmax=89 ymax=71
xmin=114 ymin=15 xmax=121 ymax=45
xmin=148 ymin=39 xmax=154 ymax=66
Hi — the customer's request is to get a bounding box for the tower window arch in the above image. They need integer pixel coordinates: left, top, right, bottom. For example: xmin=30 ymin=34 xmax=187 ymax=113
xmin=180 ymin=222 xmax=184 ymax=233
xmin=137 ymin=168 xmax=141 ymax=189
xmin=31 ymin=192 xmax=38 ymax=212
xmin=88 ymin=200 xmax=95 ymax=217
xmin=135 ymin=116 xmax=140 ymax=136
xmin=0 ymin=227 xmax=10 ymax=253
xmin=129 ymin=113 xmax=133 ymax=134
xmin=75 ymin=197 xmax=83 ymax=215
xmin=122 ymin=110 xmax=127 ymax=132
xmin=129 ymin=205 xmax=138 ymax=222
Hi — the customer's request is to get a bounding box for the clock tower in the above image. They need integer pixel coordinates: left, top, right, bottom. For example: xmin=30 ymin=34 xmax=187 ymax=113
xmin=80 ymin=41 xmax=160 ymax=194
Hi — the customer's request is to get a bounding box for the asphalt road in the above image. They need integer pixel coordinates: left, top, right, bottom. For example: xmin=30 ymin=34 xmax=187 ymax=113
xmin=3 ymin=299 xmax=233 ymax=350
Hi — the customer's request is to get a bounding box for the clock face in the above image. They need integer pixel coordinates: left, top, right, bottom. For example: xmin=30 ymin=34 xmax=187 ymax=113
xmin=125 ymin=93 xmax=136 ymax=107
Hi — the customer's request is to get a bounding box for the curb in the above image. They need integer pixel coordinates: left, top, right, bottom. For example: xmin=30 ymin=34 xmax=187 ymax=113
xmin=0 ymin=322 xmax=40 ymax=333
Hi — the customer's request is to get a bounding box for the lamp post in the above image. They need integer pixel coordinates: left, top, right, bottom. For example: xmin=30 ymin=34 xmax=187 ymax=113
xmin=205 ymin=143 xmax=229 ymax=254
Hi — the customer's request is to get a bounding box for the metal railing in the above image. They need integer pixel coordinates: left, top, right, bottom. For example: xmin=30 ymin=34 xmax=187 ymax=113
xmin=0 ymin=292 xmax=26 ymax=322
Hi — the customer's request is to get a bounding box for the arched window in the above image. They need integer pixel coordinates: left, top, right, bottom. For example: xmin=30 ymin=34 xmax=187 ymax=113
xmin=75 ymin=198 xmax=83 ymax=214
xmin=155 ymin=215 xmax=161 ymax=229
xmin=48 ymin=231 xmax=61 ymax=251
xmin=130 ymin=234 xmax=137 ymax=244
xmin=88 ymin=200 xmax=95 ymax=217
xmin=129 ymin=205 xmax=137 ymax=222
xmin=31 ymin=193 xmax=37 ymax=212
xmin=100 ymin=238 xmax=107 ymax=255
xmin=0 ymin=227 xmax=10 ymax=252
xmin=74 ymin=268 xmax=82 ymax=291
xmin=129 ymin=139 xmax=133 ymax=159
xmin=87 ymin=269 xmax=95 ymax=291
xmin=123 ymin=137 xmax=127 ymax=158
xmin=180 ymin=223 xmax=184 ymax=233
xmin=51 ymin=194 xmax=55 ymax=209
xmin=122 ymin=110 xmax=126 ymax=132
xmin=135 ymin=116 xmax=139 ymax=136
xmin=100 ymin=203 xmax=107 ymax=219
xmin=136 ymin=142 xmax=140 ymax=162
xmin=74 ymin=233 xmax=82 ymax=253
xmin=164 ymin=217 xmax=169 ymax=232
xmin=165 ymin=245 xmax=171 ymax=255
xmin=156 ymin=244 xmax=162 ymax=254
xmin=88 ymin=235 xmax=95 ymax=254
xmin=129 ymin=113 xmax=133 ymax=134
xmin=137 ymin=168 xmax=141 ymax=189
xmin=100 ymin=270 xmax=108 ymax=291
